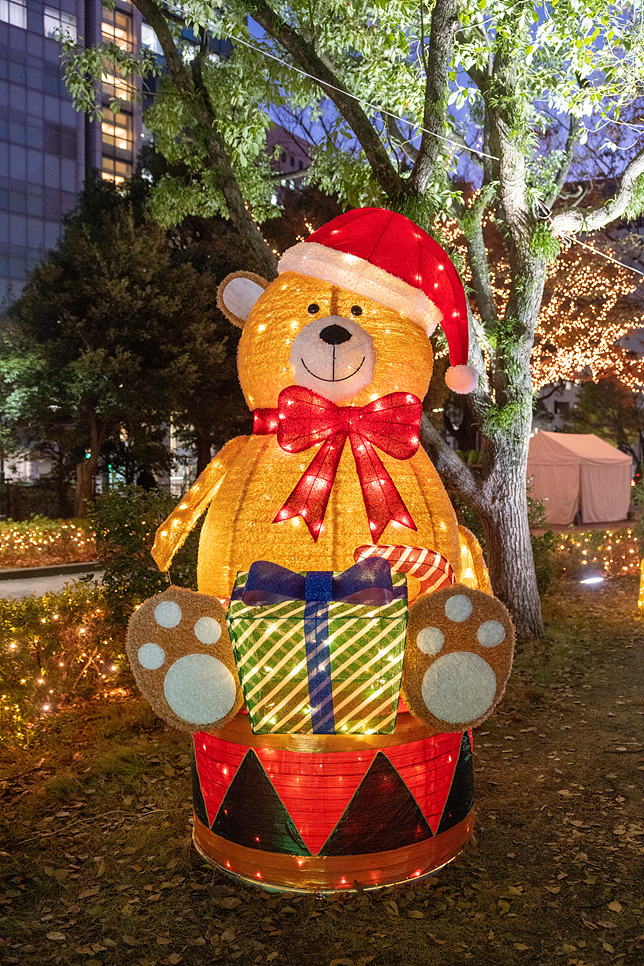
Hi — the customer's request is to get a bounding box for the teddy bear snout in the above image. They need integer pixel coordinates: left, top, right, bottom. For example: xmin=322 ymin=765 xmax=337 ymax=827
xmin=289 ymin=314 xmax=377 ymax=403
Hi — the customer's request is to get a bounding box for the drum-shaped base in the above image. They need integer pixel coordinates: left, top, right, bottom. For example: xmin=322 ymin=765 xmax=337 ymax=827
xmin=193 ymin=812 xmax=474 ymax=893
xmin=191 ymin=712 xmax=475 ymax=894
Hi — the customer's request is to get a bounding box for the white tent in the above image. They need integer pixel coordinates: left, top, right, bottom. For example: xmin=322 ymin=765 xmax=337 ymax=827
xmin=527 ymin=432 xmax=632 ymax=526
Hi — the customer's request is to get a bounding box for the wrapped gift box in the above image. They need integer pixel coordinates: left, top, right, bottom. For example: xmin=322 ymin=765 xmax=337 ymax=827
xmin=226 ymin=559 xmax=408 ymax=736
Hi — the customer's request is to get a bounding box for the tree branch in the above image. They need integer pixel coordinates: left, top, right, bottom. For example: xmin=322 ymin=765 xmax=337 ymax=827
xmin=132 ymin=0 xmax=277 ymax=279
xmin=383 ymin=113 xmax=419 ymax=165
xmin=410 ymin=0 xmax=460 ymax=194
xmin=420 ymin=413 xmax=480 ymax=503
xmin=245 ymin=0 xmax=402 ymax=198
xmin=543 ymin=115 xmax=580 ymax=210
xmin=551 ymin=141 xmax=644 ymax=235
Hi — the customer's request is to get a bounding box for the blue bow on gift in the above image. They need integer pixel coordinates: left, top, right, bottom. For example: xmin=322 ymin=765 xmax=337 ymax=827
xmin=242 ymin=557 xmax=394 ymax=607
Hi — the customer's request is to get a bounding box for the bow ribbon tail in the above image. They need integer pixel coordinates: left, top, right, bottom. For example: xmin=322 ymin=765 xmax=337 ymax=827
xmin=273 ymin=431 xmax=347 ymax=541
xmin=349 ymin=432 xmax=417 ymax=543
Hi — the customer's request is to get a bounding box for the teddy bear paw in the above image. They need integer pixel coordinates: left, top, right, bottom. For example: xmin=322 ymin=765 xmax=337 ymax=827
xmin=125 ymin=587 xmax=243 ymax=733
xmin=402 ymin=585 xmax=515 ymax=732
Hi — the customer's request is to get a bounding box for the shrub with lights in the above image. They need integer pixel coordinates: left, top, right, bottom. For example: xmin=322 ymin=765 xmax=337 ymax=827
xmin=125 ymin=209 xmax=517 ymax=893
xmin=0 ymin=584 xmax=120 ymax=747
xmin=0 ymin=517 xmax=96 ymax=570
xmin=0 ymin=487 xmax=202 ymax=748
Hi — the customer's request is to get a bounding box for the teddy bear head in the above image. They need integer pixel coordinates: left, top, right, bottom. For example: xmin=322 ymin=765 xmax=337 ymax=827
xmin=217 ymin=208 xmax=477 ymax=411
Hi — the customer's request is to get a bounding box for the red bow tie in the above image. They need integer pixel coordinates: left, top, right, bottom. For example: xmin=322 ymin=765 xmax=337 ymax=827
xmin=254 ymin=386 xmax=422 ymax=542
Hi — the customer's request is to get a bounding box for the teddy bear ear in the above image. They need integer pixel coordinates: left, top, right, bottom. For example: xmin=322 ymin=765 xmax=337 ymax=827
xmin=217 ymin=271 xmax=269 ymax=328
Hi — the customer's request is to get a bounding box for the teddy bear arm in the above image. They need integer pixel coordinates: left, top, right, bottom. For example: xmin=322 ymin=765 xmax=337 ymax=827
xmin=457 ymin=525 xmax=492 ymax=594
xmin=151 ymin=435 xmax=250 ymax=572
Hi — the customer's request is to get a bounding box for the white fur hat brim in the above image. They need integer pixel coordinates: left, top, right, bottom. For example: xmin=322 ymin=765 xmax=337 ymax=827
xmin=279 ymin=241 xmax=443 ymax=334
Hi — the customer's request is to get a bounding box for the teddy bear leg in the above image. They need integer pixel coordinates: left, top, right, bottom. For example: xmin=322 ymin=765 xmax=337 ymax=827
xmin=402 ymin=585 xmax=515 ymax=733
xmin=126 ymin=587 xmax=243 ymax=733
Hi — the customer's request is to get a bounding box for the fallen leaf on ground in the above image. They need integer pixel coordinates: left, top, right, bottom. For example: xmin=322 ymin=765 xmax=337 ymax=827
xmin=46 ymin=932 xmax=66 ymax=941
xmin=408 ymin=910 xmax=424 ymax=919
xmin=220 ymin=897 xmax=242 ymax=909
xmin=608 ymin=901 xmax=623 ymax=913
xmin=78 ymin=886 xmax=101 ymax=900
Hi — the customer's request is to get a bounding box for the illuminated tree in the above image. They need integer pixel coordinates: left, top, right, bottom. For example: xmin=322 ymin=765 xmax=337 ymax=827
xmin=61 ymin=1 xmax=644 ymax=636
xmin=532 ymin=244 xmax=644 ymax=392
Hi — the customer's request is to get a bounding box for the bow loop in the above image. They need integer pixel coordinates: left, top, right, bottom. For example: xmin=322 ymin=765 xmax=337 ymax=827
xmin=242 ymin=557 xmax=394 ymax=607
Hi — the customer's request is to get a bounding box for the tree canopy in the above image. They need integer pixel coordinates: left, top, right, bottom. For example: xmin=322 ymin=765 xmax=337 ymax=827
xmin=60 ymin=0 xmax=644 ymax=634
xmin=0 ymin=176 xmax=231 ymax=515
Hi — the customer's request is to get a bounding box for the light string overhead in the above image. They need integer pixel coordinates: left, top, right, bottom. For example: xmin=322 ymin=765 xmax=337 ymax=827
xmin=223 ymin=25 xmax=499 ymax=162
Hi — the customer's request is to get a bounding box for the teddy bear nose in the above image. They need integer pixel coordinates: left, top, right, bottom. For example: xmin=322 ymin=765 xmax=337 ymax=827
xmin=319 ymin=324 xmax=353 ymax=345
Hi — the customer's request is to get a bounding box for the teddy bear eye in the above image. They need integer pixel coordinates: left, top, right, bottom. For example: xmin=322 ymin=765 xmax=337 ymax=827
xmin=308 ymin=303 xmax=320 ymax=315
xmin=351 ymin=305 xmax=363 ymax=316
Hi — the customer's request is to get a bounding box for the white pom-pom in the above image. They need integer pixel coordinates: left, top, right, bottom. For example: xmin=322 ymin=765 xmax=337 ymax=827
xmin=445 ymin=364 xmax=478 ymax=394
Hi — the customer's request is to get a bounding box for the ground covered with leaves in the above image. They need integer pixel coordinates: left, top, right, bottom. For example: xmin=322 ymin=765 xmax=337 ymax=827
xmin=1 ymin=576 xmax=643 ymax=966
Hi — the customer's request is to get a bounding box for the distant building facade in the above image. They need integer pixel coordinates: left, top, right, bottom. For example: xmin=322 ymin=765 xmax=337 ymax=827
xmin=0 ymin=0 xmax=144 ymax=300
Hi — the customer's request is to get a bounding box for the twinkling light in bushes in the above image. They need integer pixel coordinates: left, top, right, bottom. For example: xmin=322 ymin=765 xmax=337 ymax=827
xmin=556 ymin=528 xmax=639 ymax=577
xmin=0 ymin=585 xmax=123 ymax=746
xmin=0 ymin=518 xmax=96 ymax=569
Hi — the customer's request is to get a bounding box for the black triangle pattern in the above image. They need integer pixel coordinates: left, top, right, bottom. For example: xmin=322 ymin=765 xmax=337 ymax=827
xmin=320 ymin=751 xmax=433 ymax=856
xmin=436 ymin=731 xmax=475 ymax=835
xmin=190 ymin=742 xmax=210 ymax=828
xmin=211 ymin=749 xmax=311 ymax=856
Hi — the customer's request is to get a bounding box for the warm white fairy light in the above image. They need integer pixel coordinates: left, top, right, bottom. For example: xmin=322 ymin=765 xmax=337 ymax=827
xmin=430 ymin=208 xmax=644 ymax=392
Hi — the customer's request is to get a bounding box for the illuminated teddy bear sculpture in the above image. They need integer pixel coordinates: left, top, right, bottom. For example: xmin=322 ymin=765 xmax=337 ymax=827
xmin=126 ymin=208 xmax=515 ymax=893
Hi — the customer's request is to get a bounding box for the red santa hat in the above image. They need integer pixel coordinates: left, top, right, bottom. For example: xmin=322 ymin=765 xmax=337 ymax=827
xmin=278 ymin=207 xmax=478 ymax=394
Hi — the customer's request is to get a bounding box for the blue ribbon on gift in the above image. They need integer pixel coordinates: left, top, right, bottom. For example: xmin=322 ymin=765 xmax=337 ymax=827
xmin=241 ymin=557 xmax=394 ymax=607
xmin=240 ymin=558 xmax=395 ymax=735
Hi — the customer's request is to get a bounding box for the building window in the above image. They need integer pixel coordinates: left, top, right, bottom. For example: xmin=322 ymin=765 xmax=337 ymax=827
xmin=101 ymin=109 xmax=133 ymax=157
xmin=0 ymin=0 xmax=26 ymax=29
xmin=141 ymin=23 xmax=163 ymax=55
xmin=554 ymin=401 xmax=570 ymax=415
xmin=44 ymin=6 xmax=77 ymax=41
xmin=102 ymin=6 xmax=133 ymax=51
xmin=101 ymin=157 xmax=132 ymax=185
xmin=43 ymin=121 xmax=77 ymax=159
xmin=102 ymin=71 xmax=132 ymax=102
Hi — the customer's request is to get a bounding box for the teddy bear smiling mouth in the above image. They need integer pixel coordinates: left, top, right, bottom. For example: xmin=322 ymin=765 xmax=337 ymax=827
xmin=300 ymin=353 xmax=366 ymax=383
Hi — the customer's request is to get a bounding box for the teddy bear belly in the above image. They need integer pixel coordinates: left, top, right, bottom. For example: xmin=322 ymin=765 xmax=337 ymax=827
xmin=196 ymin=436 xmax=461 ymax=599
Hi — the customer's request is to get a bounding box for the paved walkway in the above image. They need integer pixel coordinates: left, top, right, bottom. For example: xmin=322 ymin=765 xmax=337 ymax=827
xmin=0 ymin=567 xmax=103 ymax=599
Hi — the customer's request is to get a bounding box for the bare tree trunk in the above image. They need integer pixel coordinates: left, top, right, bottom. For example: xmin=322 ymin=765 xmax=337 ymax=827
xmin=74 ymin=459 xmax=94 ymax=518
xmin=421 ymin=412 xmax=544 ymax=638
xmin=478 ymin=467 xmax=543 ymax=638
xmin=74 ymin=413 xmax=105 ymax=518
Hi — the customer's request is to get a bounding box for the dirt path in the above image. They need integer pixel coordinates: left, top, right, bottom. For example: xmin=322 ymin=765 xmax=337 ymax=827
xmin=1 ymin=576 xmax=643 ymax=966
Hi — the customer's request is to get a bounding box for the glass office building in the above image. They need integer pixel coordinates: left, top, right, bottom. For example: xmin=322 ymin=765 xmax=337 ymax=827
xmin=0 ymin=0 xmax=142 ymax=300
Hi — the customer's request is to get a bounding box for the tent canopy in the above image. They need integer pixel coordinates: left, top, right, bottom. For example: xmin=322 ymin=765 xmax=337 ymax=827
xmin=527 ymin=432 xmax=632 ymax=526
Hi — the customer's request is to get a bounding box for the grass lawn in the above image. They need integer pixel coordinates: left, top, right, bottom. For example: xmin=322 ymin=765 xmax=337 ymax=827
xmin=1 ymin=576 xmax=643 ymax=966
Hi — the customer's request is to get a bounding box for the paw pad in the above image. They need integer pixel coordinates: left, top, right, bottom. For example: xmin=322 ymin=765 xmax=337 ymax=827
xmin=403 ymin=585 xmax=514 ymax=732
xmin=126 ymin=588 xmax=242 ymax=732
